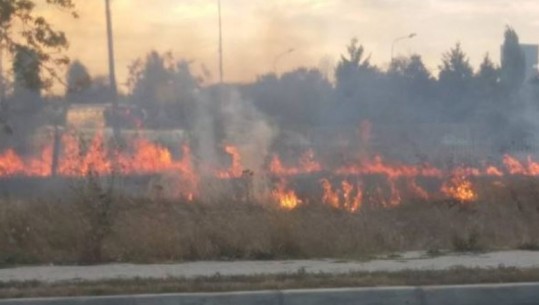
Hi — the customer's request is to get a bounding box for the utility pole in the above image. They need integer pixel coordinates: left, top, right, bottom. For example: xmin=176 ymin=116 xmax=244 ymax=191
xmin=218 ymin=0 xmax=224 ymax=86
xmin=0 ymin=42 xmax=5 ymax=108
xmin=105 ymin=0 xmax=120 ymax=139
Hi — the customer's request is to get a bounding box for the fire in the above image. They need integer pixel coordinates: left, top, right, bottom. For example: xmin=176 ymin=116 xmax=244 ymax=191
xmin=486 ymin=166 xmax=503 ymax=177
xmin=503 ymin=155 xmax=527 ymax=175
xmin=217 ymin=145 xmax=243 ymax=178
xmin=0 ymin=149 xmax=25 ymax=176
xmin=408 ymin=178 xmax=429 ymax=200
xmin=387 ymin=177 xmax=401 ymax=206
xmin=272 ymin=179 xmax=302 ymax=210
xmin=269 ymin=149 xmax=322 ymax=176
xmin=320 ymin=178 xmax=362 ymax=212
xmin=341 ymin=180 xmax=362 ymax=212
xmin=336 ymin=155 xmax=442 ymax=178
xmin=299 ymin=149 xmax=322 ymax=173
xmin=5 ymin=126 xmax=539 ymax=210
xmin=441 ymin=175 xmax=477 ymax=202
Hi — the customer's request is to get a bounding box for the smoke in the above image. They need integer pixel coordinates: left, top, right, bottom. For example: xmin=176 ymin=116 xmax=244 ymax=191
xmin=221 ymin=89 xmax=277 ymax=200
xmin=221 ymin=90 xmax=276 ymax=173
xmin=189 ymin=87 xmax=277 ymax=201
xmin=191 ymin=89 xmax=218 ymax=177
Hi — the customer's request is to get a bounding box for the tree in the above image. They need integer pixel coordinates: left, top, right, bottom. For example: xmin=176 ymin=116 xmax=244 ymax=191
xmin=128 ymin=51 xmax=200 ymax=129
xmin=500 ymin=26 xmax=526 ymax=95
xmin=475 ymin=54 xmax=500 ymax=100
xmin=389 ymin=55 xmax=433 ymax=94
xmin=334 ymin=38 xmax=381 ymax=124
xmin=335 ymin=38 xmax=373 ymax=97
xmin=12 ymin=45 xmax=42 ymax=111
xmin=0 ymin=0 xmax=76 ymax=136
xmin=387 ymin=55 xmax=435 ymax=122
xmin=249 ymin=68 xmax=332 ymax=128
xmin=129 ymin=51 xmax=174 ymax=126
xmin=438 ymin=43 xmax=474 ymax=121
xmin=66 ymin=60 xmax=92 ymax=103
xmin=0 ymin=0 xmax=77 ymax=86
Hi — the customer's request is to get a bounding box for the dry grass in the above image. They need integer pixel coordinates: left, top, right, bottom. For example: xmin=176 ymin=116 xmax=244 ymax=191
xmin=2 ymin=267 xmax=539 ymax=299
xmin=1 ymin=177 xmax=539 ymax=266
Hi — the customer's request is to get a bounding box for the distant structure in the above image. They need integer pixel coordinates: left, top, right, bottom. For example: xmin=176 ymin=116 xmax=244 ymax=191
xmin=520 ymin=44 xmax=539 ymax=80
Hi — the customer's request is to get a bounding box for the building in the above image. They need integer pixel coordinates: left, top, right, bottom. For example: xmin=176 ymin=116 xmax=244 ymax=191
xmin=521 ymin=44 xmax=539 ymax=80
xmin=500 ymin=43 xmax=539 ymax=81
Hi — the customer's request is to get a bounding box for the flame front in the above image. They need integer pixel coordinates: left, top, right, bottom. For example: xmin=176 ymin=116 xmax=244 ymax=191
xmin=4 ymin=128 xmax=539 ymax=211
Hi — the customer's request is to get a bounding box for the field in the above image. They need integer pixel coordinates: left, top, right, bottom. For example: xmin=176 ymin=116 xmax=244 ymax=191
xmin=1 ymin=176 xmax=538 ymax=267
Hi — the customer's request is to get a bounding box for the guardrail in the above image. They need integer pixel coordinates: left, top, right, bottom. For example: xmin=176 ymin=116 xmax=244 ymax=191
xmin=1 ymin=282 xmax=538 ymax=305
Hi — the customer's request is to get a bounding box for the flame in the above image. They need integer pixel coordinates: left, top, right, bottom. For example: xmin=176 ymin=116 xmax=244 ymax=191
xmin=441 ymin=175 xmax=477 ymax=202
xmin=299 ymin=149 xmax=322 ymax=173
xmin=387 ymin=177 xmax=401 ymax=206
xmin=336 ymin=155 xmax=443 ymax=178
xmin=0 ymin=149 xmax=25 ymax=176
xmin=320 ymin=178 xmax=362 ymax=212
xmin=270 ymin=149 xmax=322 ymax=176
xmin=341 ymin=180 xmax=362 ymax=212
xmin=320 ymin=178 xmax=340 ymax=209
xmin=503 ymin=155 xmax=527 ymax=175
xmin=6 ymin=127 xmax=539 ymax=209
xmin=408 ymin=178 xmax=429 ymax=200
xmin=217 ymin=145 xmax=243 ymax=178
xmin=486 ymin=166 xmax=503 ymax=177
xmin=272 ymin=179 xmax=302 ymax=210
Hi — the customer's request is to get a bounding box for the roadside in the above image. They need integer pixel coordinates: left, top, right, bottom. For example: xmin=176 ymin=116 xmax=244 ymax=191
xmin=1 ymin=251 xmax=539 ymax=298
xmin=2 ymin=268 xmax=539 ymax=299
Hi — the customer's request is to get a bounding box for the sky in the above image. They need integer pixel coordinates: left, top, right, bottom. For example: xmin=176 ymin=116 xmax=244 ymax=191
xmin=41 ymin=0 xmax=539 ymax=90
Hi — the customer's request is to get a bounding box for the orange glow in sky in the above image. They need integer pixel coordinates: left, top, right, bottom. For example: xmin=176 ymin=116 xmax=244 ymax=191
xmin=38 ymin=0 xmax=539 ymax=91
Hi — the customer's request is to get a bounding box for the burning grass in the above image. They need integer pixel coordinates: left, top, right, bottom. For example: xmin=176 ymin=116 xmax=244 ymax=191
xmin=0 ymin=177 xmax=538 ymax=267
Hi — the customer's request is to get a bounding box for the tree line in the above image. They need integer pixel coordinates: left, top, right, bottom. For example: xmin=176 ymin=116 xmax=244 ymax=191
xmin=3 ymin=24 xmax=539 ymax=155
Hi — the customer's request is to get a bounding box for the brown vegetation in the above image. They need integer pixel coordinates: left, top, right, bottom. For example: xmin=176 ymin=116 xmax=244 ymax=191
xmin=1 ymin=178 xmax=539 ymax=267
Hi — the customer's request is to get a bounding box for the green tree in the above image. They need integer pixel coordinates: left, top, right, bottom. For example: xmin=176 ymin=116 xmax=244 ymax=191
xmin=438 ymin=43 xmax=474 ymax=121
xmin=0 ymin=0 xmax=77 ymax=86
xmin=389 ymin=55 xmax=433 ymax=94
xmin=334 ymin=38 xmax=380 ymax=124
xmin=66 ymin=60 xmax=92 ymax=102
xmin=475 ymin=54 xmax=500 ymax=100
xmin=250 ymin=68 xmax=332 ymax=128
xmin=128 ymin=51 xmax=200 ymax=129
xmin=13 ymin=46 xmax=41 ymax=92
xmin=0 ymin=0 xmax=76 ymax=137
xmin=12 ymin=45 xmax=42 ymax=111
xmin=387 ymin=55 xmax=435 ymax=122
xmin=335 ymin=38 xmax=372 ymax=97
xmin=500 ymin=26 xmax=525 ymax=95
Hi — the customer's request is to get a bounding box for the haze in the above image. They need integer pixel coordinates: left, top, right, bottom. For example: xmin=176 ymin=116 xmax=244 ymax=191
xmin=43 ymin=0 xmax=539 ymax=89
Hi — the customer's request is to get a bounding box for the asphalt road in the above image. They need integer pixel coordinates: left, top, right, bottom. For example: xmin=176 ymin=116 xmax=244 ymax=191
xmin=1 ymin=283 xmax=539 ymax=305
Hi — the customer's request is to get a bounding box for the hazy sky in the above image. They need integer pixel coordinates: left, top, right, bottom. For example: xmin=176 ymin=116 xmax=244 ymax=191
xmin=44 ymin=0 xmax=539 ymax=90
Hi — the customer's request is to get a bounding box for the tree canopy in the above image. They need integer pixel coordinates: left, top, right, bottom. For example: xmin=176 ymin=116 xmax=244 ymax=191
xmin=500 ymin=26 xmax=526 ymax=95
xmin=0 ymin=0 xmax=77 ymax=87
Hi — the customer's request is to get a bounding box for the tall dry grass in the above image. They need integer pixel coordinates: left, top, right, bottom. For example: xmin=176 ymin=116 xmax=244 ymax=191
xmin=1 ymin=177 xmax=539 ymax=266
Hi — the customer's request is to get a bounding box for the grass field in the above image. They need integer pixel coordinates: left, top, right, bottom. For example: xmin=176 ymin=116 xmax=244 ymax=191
xmin=1 ymin=177 xmax=538 ymax=267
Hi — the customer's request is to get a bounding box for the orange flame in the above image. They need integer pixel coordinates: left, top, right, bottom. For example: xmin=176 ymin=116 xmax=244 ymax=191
xmin=441 ymin=175 xmax=477 ymax=202
xmin=217 ymin=145 xmax=243 ymax=178
xmin=320 ymin=179 xmax=362 ymax=212
xmin=272 ymin=179 xmax=302 ymax=210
